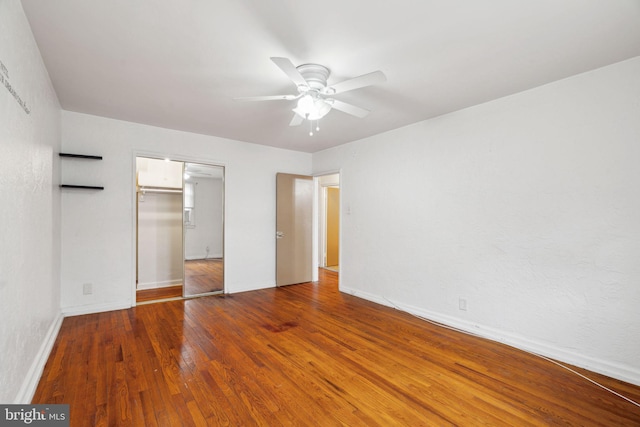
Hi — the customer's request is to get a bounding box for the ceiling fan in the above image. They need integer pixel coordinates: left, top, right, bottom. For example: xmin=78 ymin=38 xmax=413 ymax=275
xmin=234 ymin=57 xmax=386 ymax=134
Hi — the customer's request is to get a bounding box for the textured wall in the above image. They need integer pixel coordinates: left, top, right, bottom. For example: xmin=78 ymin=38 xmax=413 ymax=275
xmin=60 ymin=111 xmax=311 ymax=314
xmin=313 ymin=57 xmax=640 ymax=385
xmin=0 ymin=0 xmax=61 ymax=402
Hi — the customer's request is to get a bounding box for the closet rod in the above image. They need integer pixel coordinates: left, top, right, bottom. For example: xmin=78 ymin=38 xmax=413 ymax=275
xmin=138 ymin=187 xmax=183 ymax=194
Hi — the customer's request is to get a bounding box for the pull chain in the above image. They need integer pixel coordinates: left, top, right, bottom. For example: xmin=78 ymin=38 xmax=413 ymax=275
xmin=307 ymin=119 xmax=321 ymax=136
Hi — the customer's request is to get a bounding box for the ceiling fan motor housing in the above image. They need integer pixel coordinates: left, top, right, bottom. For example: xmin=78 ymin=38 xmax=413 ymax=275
xmin=296 ymin=63 xmax=330 ymax=91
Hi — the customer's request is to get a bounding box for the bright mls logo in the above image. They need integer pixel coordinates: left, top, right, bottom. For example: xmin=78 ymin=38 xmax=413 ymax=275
xmin=0 ymin=405 xmax=69 ymax=426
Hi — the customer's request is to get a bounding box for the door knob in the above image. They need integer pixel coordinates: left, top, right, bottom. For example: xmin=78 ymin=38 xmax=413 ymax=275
xmin=276 ymin=231 xmax=284 ymax=239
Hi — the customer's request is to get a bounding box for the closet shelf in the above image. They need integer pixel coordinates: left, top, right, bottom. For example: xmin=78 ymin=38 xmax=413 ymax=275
xmin=60 ymin=185 xmax=104 ymax=190
xmin=59 ymin=153 xmax=103 ymax=160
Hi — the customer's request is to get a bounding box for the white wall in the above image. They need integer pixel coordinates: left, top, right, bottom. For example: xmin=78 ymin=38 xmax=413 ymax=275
xmin=60 ymin=111 xmax=311 ymax=314
xmin=137 ymin=192 xmax=183 ymax=289
xmin=184 ymin=176 xmax=224 ymax=259
xmin=0 ymin=0 xmax=62 ymax=402
xmin=313 ymin=57 xmax=640 ymax=385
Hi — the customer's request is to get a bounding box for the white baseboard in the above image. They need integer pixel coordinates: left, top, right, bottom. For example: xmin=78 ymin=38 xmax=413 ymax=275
xmin=340 ymin=285 xmax=640 ymax=387
xmin=185 ymin=254 xmax=223 ymax=261
xmin=14 ymin=312 xmax=64 ymax=403
xmin=230 ymin=281 xmax=274 ymax=294
xmin=136 ymin=279 xmax=182 ymax=290
xmin=62 ymin=300 xmax=132 ymax=317
xmin=18 ymin=301 xmax=133 ymax=402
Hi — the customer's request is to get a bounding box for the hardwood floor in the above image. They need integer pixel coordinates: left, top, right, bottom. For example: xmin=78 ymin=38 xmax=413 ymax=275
xmin=184 ymin=258 xmax=223 ymax=295
xmin=34 ymin=269 xmax=640 ymax=426
xmin=136 ymin=285 xmax=182 ymax=303
xmin=136 ymin=259 xmax=223 ymax=303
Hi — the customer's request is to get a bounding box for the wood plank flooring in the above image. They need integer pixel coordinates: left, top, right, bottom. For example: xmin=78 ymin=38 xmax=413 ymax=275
xmin=184 ymin=258 xmax=223 ymax=295
xmin=136 ymin=259 xmax=223 ymax=303
xmin=136 ymin=285 xmax=182 ymax=303
xmin=34 ymin=269 xmax=640 ymax=426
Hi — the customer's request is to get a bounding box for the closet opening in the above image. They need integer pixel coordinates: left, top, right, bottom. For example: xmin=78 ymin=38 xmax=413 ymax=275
xmin=135 ymin=156 xmax=224 ymax=304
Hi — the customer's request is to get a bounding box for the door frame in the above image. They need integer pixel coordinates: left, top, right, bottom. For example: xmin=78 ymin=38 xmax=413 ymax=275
xmin=131 ymin=150 xmax=226 ymax=306
xmin=312 ymin=171 xmax=341 ymax=282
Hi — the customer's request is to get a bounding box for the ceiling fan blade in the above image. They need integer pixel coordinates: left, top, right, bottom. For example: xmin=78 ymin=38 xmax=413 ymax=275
xmin=233 ymin=94 xmax=298 ymax=101
xmin=328 ymin=99 xmax=370 ymax=118
xmin=271 ymin=57 xmax=308 ymax=88
xmin=324 ymin=70 xmax=386 ymax=95
xmin=289 ymin=113 xmax=304 ymax=127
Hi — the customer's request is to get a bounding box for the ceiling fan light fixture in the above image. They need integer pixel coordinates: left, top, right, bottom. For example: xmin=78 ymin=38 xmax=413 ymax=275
xmin=311 ymin=98 xmax=332 ymax=120
xmin=293 ymin=95 xmax=332 ymax=121
xmin=296 ymin=94 xmax=315 ymax=114
xmin=236 ymin=57 xmax=385 ymax=133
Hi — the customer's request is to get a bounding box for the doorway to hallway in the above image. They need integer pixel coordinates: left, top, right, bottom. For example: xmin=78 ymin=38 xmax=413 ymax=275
xmin=317 ymin=173 xmax=340 ymax=273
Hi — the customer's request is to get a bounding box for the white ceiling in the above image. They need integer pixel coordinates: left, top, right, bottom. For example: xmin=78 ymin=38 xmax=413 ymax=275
xmin=21 ymin=0 xmax=640 ymax=153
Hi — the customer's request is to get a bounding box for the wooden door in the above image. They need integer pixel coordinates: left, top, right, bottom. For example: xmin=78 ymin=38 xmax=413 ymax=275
xmin=326 ymin=187 xmax=340 ymax=267
xmin=276 ymin=173 xmax=313 ymax=286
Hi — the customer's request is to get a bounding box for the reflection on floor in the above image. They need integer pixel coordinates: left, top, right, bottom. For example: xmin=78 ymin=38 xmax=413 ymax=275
xmin=184 ymin=258 xmax=223 ymax=295
xmin=136 ymin=258 xmax=223 ymax=303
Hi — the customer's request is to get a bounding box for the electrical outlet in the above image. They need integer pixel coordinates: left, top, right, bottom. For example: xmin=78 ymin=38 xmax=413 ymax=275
xmin=83 ymin=283 xmax=93 ymax=295
xmin=459 ymin=298 xmax=467 ymax=311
